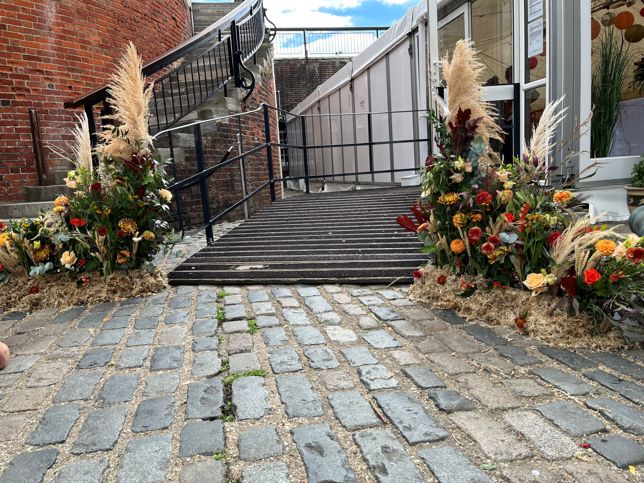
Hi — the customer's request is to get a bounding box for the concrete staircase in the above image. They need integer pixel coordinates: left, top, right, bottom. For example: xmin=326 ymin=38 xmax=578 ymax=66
xmin=168 ymin=186 xmax=428 ymax=285
xmin=0 ymin=171 xmax=70 ymax=220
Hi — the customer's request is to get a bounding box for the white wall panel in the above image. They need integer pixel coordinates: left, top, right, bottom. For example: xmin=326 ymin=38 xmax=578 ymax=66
xmin=353 ymin=72 xmax=371 ymax=182
xmin=369 ymin=59 xmax=391 ymax=183
xmin=319 ymin=99 xmax=333 ymax=179
xmin=339 ymin=84 xmax=356 ymax=182
xmin=388 ymin=42 xmax=415 ymax=182
xmin=329 ymin=91 xmax=343 ymax=182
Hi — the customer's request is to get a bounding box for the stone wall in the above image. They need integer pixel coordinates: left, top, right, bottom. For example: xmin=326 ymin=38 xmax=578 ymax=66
xmin=0 ymin=0 xmax=192 ymax=201
xmin=274 ymin=58 xmax=351 ymax=113
xmin=191 ymin=2 xmax=239 ymax=33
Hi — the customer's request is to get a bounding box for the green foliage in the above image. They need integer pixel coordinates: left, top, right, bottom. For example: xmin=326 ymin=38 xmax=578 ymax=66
xmin=630 ymin=157 xmax=644 ymax=188
xmin=212 ymin=452 xmax=228 ymax=462
xmin=221 ymin=359 xmax=230 ymax=372
xmin=216 ymin=289 xmax=229 ymax=300
xmin=216 ymin=305 xmax=225 ymax=322
xmin=591 ymin=27 xmax=632 ymax=158
xmin=247 ymin=319 xmax=258 ymax=334
xmin=223 ymin=370 xmax=267 ymax=387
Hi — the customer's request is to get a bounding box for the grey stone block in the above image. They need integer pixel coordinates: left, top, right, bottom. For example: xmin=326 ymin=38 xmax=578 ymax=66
xmin=228 ymin=333 xmax=253 ymax=354
xmin=353 ymin=429 xmax=423 ymax=483
xmin=538 ymin=346 xmax=596 ymax=371
xmin=375 ymin=391 xmax=448 ymax=444
xmin=98 ymin=374 xmax=138 ymax=405
xmin=362 ymin=330 xmax=401 ymax=349
xmin=303 ymin=346 xmax=340 ymax=369
xmin=341 ymin=346 xmax=378 ymax=367
xmin=117 ymin=347 xmax=149 ymax=369
xmin=530 ymin=367 xmax=595 ymax=395
xmin=536 ymin=401 xmax=606 ymax=436
xmin=587 ymin=435 xmax=644 ymax=469
xmin=429 ymin=390 xmax=475 ymax=413
xmin=586 ymin=370 xmax=644 ymax=405
xmin=150 ymin=346 xmax=184 ymax=371
xmin=276 ymin=374 xmax=323 ymax=418
xmin=192 ymin=318 xmax=217 ymax=337
xmin=242 ymin=461 xmax=290 ymax=483
xmin=192 ymin=351 xmax=222 ymax=378
xmin=238 ymin=425 xmax=283 ymax=461
xmin=77 ymin=348 xmax=113 ymax=369
xmin=127 ymin=329 xmax=155 ymax=347
xmin=586 ymin=398 xmax=644 ymax=435
xmin=187 ymin=379 xmax=223 ymax=419
xmin=92 ymin=329 xmax=125 ymax=346
xmin=224 ymin=304 xmax=246 ymax=321
xmin=262 ymin=327 xmax=288 ymax=347
xmin=293 ymin=326 xmax=325 ymax=345
xmin=462 ymin=324 xmax=508 ymax=346
xmin=496 ymin=345 xmax=541 ymax=365
xmin=53 ymin=458 xmax=108 ymax=483
xmin=54 ymin=370 xmax=103 ymax=402
xmin=357 ymin=364 xmax=398 ymax=391
xmin=292 ymin=423 xmax=356 ymax=483
xmin=72 ymin=406 xmax=127 ymax=454
xmin=229 ymin=352 xmax=260 ymax=373
xmin=369 ymin=306 xmax=402 ymax=322
xmin=179 ymin=420 xmax=224 ymax=457
xmin=403 ymin=366 xmax=445 ymax=389
xmin=282 ymin=308 xmax=310 ymax=325
xmin=26 ymin=403 xmax=81 ymax=446
xmin=192 ymin=336 xmax=218 ymax=352
xmin=0 ymin=448 xmax=58 ymax=483
xmin=269 ymin=347 xmax=303 ymax=373
xmin=419 ymin=446 xmax=491 ymax=483
xmin=504 ymin=410 xmax=577 ymax=460
xmin=255 ymin=315 xmax=279 ymax=328
xmin=131 ymin=396 xmax=175 ymax=433
xmin=117 ymin=434 xmax=172 ymax=482
xmin=144 ymin=372 xmax=180 ymax=398
xmin=328 ymin=391 xmax=382 ymax=430
xmin=232 ymin=376 xmax=271 ymax=420
xmin=179 ymin=461 xmax=225 ymax=483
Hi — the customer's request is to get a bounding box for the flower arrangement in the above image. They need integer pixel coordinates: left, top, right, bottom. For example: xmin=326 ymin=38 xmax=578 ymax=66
xmin=400 ymin=40 xmax=644 ymax=341
xmin=0 ymin=43 xmax=176 ymax=285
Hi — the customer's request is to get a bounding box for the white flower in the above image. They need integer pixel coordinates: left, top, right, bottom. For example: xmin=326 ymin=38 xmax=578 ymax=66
xmin=60 ymin=250 xmax=77 ymax=269
xmin=158 ymin=189 xmax=173 ymax=203
xmin=497 ymin=169 xmax=510 ymax=183
xmin=503 ymin=181 xmax=515 ymax=189
xmin=450 ymin=173 xmax=463 ymax=183
xmin=454 ymin=159 xmax=465 ymax=170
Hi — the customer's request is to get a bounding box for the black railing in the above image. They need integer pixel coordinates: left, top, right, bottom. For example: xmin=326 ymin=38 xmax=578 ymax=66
xmin=273 ymin=27 xmax=389 ymax=59
xmin=65 ymin=0 xmax=265 ymax=136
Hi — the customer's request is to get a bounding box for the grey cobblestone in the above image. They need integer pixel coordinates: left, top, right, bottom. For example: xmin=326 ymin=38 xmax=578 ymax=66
xmin=144 ymin=372 xmax=180 ymax=397
xmin=357 ymin=364 xmax=398 ymax=390
xmin=72 ymin=406 xmax=127 ymax=454
xmin=117 ymin=433 xmax=172 ymax=483
xmin=98 ymin=374 xmax=138 ymax=405
xmin=316 ymin=311 xmax=342 ymax=325
xmin=187 ymin=379 xmax=223 ymax=420
xmin=131 ymin=396 xmax=175 ymax=433
xmin=496 ymin=345 xmax=541 ymax=365
xmin=26 ymin=403 xmax=81 ymax=446
xmin=77 ymin=348 xmax=113 ymax=369
xmin=587 ymin=352 xmax=644 ymax=380
xmin=269 ymin=347 xmax=303 ymax=373
xmin=535 ymin=401 xmax=606 ymax=436
xmin=538 ymin=346 xmax=597 ymax=371
xmin=232 ymin=376 xmax=271 ymax=420
xmin=586 ymin=369 xmax=644 ymax=404
xmin=354 ymin=429 xmax=423 ymax=483
xmin=262 ymin=327 xmax=288 ymax=347
xmin=341 ymin=346 xmax=378 ymax=366
xmin=282 ymin=308 xmax=310 ymax=325
xmin=238 ymin=425 xmax=283 ymax=461
xmin=150 ymin=345 xmax=184 ymax=371
xmin=375 ymin=391 xmax=448 ymax=444
xmin=251 ymin=302 xmax=275 ymax=315
xmin=222 ymin=319 xmax=247 ymax=334
xmin=428 ymin=390 xmax=475 ymax=413
xmin=117 ymin=347 xmax=149 ymax=369
xmin=328 ymin=391 xmax=382 ymax=430
xmin=192 ymin=336 xmax=218 ymax=352
xmin=276 ymin=374 xmax=323 ymax=418
xmin=303 ymin=346 xmax=340 ymax=369
xmin=3 ymin=388 xmax=50 ymax=412
xmin=369 ymin=305 xmax=402 ymax=322
xmin=585 ymin=398 xmax=644 ymax=435
xmin=587 ymin=435 xmax=644 ymax=469
xmin=419 ymin=446 xmax=491 ymax=483
xmin=462 ymin=324 xmax=508 ymax=346
xmin=0 ymin=448 xmax=58 ymax=483
xmin=192 ymin=318 xmax=217 ymax=336
xmin=229 ymin=352 xmax=260 ymax=372
xmin=403 ymin=366 xmax=445 ymax=389
xmin=530 ymin=366 xmax=596 ymax=395
xmin=179 ymin=420 xmax=224 ymax=457
xmin=293 ymin=326 xmax=325 ymax=345
xmin=192 ymin=351 xmax=222 ymax=378
xmin=53 ymin=458 xmax=108 ymax=483
xmin=292 ymin=423 xmax=356 ymax=483
xmin=224 ymin=304 xmax=246 ymax=321
xmin=242 ymin=461 xmax=290 ymax=483
xmin=58 ymin=329 xmax=91 ymax=348
xmin=54 ymin=370 xmax=103 ymax=402
xmin=228 ymin=333 xmax=253 ymax=354
xmin=362 ymin=330 xmax=401 ymax=349
xmin=180 ymin=461 xmax=225 ymax=483
xmin=457 ymin=373 xmax=520 ymax=409
xmin=502 ymin=378 xmax=551 ymax=397
xmin=255 ymin=315 xmax=279 ymax=328
xmin=319 ymin=370 xmax=355 ymax=390
xmin=503 ymin=410 xmax=577 ymax=460
xmin=325 ymin=326 xmax=357 ymax=343
xmin=127 ymin=329 xmax=155 ymax=347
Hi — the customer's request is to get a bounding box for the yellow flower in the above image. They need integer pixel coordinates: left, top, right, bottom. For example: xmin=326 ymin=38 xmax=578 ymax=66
xmin=142 ymin=230 xmax=156 ymax=241
xmin=503 ymin=181 xmax=515 ymax=190
xmin=497 ymin=169 xmax=510 ymax=183
xmin=96 ymin=206 xmax=112 ymax=217
xmin=438 ymin=192 xmax=459 ymax=205
xmin=116 ymin=250 xmax=131 ymax=265
xmin=553 ymin=190 xmax=573 ymax=204
xmin=158 ymin=189 xmax=173 ymax=203
xmin=33 ymin=246 xmax=51 ymax=263
xmin=595 ymin=239 xmax=616 ymax=256
xmin=53 ymin=195 xmax=69 ymax=207
xmin=0 ymin=233 xmax=11 ymax=246
xmin=450 ymin=239 xmax=466 ymax=254
xmin=453 ymin=158 xmax=465 ymax=170
xmin=499 ymin=190 xmax=513 ymax=204
xmin=470 ymin=213 xmax=483 ymax=223
xmin=118 ymin=218 xmax=138 ymax=236
xmin=33 ymin=240 xmax=41 ymax=250
xmin=52 ymin=206 xmax=65 ymax=214
xmin=523 ymin=273 xmax=546 ymax=292
xmin=452 ymin=213 xmax=467 ymax=228
xmin=60 ymin=250 xmax=77 ymax=269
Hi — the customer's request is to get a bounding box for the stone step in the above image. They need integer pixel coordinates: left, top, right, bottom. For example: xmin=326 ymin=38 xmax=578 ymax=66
xmin=23 ymin=185 xmax=70 ymax=203
xmin=0 ymin=201 xmax=50 ymax=219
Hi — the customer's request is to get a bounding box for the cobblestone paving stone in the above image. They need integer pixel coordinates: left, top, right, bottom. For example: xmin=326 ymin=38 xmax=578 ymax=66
xmin=1 ymin=235 xmax=643 ymax=482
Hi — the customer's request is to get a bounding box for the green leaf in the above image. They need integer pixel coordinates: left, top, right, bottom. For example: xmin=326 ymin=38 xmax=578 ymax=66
xmin=480 ymin=463 xmax=498 ymax=471
xmin=420 ymin=244 xmax=438 ymax=254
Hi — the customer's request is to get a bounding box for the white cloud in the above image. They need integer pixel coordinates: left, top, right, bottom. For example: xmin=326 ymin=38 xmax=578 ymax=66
xmin=264 ymin=0 xmax=357 ymax=28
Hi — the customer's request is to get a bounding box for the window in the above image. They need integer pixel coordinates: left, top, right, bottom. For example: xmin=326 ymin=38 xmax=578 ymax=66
xmin=471 ymin=0 xmax=514 ymax=85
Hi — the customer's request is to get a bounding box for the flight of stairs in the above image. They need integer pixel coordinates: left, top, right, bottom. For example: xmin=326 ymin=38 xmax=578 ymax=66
xmin=168 ymin=186 xmax=429 ymax=285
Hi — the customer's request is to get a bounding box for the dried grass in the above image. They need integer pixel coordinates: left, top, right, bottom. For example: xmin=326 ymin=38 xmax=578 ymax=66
xmin=409 ymin=265 xmax=624 ymax=351
xmin=0 ymin=269 xmax=166 ymax=313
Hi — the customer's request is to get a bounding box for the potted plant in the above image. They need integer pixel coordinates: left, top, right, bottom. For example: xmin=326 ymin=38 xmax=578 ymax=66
xmin=626 ymin=156 xmax=644 ymax=213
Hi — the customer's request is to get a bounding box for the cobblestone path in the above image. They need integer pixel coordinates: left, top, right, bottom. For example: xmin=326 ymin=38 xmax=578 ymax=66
xmin=1 ymin=279 xmax=643 ymax=481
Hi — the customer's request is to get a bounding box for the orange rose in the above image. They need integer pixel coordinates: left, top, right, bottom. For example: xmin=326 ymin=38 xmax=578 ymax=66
xmin=595 ymin=239 xmax=616 ymax=256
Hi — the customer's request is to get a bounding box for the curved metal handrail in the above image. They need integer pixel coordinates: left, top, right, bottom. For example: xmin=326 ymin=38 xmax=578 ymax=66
xmin=65 ymin=0 xmax=263 ymax=109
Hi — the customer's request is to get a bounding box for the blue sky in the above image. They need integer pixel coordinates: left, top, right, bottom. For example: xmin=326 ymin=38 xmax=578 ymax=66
xmin=203 ymin=0 xmax=418 ymax=28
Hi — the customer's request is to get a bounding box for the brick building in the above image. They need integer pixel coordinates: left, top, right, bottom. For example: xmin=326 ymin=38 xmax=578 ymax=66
xmin=0 ymin=0 xmax=193 ymax=202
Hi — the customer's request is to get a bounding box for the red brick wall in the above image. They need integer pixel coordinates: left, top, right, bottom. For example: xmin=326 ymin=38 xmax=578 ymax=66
xmin=275 ymin=58 xmax=350 ymax=113
xmin=0 ymin=0 xmax=192 ymax=201
xmin=170 ymin=45 xmax=281 ymax=228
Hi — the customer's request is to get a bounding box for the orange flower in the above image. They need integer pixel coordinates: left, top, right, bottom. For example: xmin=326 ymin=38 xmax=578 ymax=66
xmin=53 ymin=195 xmax=69 ymax=207
xmin=116 ymin=250 xmax=131 ymax=265
xmin=553 ymin=190 xmax=573 ymax=204
xmin=438 ymin=192 xmax=459 ymax=205
xmin=118 ymin=218 xmax=138 ymax=236
xmin=452 ymin=213 xmax=467 ymax=228
xmin=450 ymin=239 xmax=466 ymax=254
xmin=595 ymin=239 xmax=616 ymax=256
xmin=470 ymin=213 xmax=483 ymax=223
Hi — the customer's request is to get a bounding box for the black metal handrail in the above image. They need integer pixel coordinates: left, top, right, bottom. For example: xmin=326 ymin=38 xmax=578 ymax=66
xmin=273 ymin=27 xmax=389 ymax=59
xmin=65 ymin=0 xmax=265 ymax=136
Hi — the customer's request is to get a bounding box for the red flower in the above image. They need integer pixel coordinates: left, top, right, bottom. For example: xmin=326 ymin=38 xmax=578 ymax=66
xmin=0 ymin=222 xmax=6 ymax=231
xmin=77 ymin=259 xmax=87 ymax=268
xmin=475 ymin=191 xmax=493 ymax=207
xmin=481 ymin=242 xmax=495 ymax=255
xmin=80 ymin=275 xmax=89 ymax=284
xmin=28 ymin=285 xmax=39 ymax=295
xmin=626 ymin=247 xmax=644 ymax=264
xmin=397 ymin=215 xmax=420 ymax=233
xmin=609 ymin=271 xmax=624 ymax=283
xmin=0 ymin=262 xmax=4 ymax=271
xmin=436 ymin=274 xmax=448 ymax=285
xmin=412 ymin=270 xmax=423 ymax=279
xmin=488 ymin=235 xmax=501 ymax=247
xmin=455 ymin=258 xmax=463 ymax=268
xmin=547 ymin=231 xmax=562 ymax=247
xmin=97 ymin=227 xmax=108 ymax=237
xmin=492 ymin=281 xmax=507 ymax=289
xmin=425 ymin=155 xmax=434 ymax=169
xmin=560 ymin=276 xmax=578 ymax=296
xmin=583 ymin=268 xmax=602 ymax=286
xmin=504 ymin=213 xmax=515 ymax=223
xmin=90 ymin=182 xmax=102 ymax=193
xmin=514 ymin=316 xmax=526 ymax=331
xmin=135 ymin=186 xmax=146 ymax=198
xmin=117 ymin=230 xmax=127 ymax=238
xmin=70 ymin=218 xmax=86 ymax=228
xmin=517 ymin=202 xmax=531 ymax=233
xmin=468 ymin=227 xmax=483 ymax=244
xmin=578 ymin=442 xmax=592 ymax=449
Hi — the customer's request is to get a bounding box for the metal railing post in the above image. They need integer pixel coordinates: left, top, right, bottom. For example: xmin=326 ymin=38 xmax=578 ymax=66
xmin=301 ymin=115 xmax=310 ymax=194
xmin=367 ymin=112 xmax=374 ymax=182
xmin=303 ymin=29 xmax=308 ymax=60
xmin=237 ymin=116 xmax=250 ymax=220
xmin=263 ymin=104 xmax=276 ymax=202
xmin=168 ymin=132 xmax=185 ymax=234
xmin=193 ymin=124 xmax=214 ymax=244
xmin=230 ymin=20 xmax=242 ymax=88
